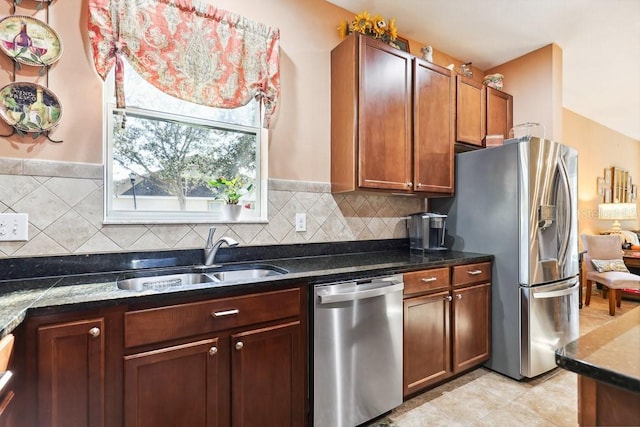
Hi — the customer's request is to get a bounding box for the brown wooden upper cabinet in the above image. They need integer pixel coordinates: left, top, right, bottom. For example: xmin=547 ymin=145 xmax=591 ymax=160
xmin=486 ymin=86 xmax=513 ymax=140
xmin=456 ymin=76 xmax=514 ymax=150
xmin=413 ymin=60 xmax=455 ymax=195
xmin=455 ymin=75 xmax=486 ymax=148
xmin=331 ymin=33 xmax=454 ymax=196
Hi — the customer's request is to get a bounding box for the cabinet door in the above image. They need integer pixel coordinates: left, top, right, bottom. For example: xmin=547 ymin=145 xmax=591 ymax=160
xmin=358 ymin=36 xmax=413 ymax=191
xmin=452 ymin=283 xmax=491 ymax=373
xmin=124 ymin=338 xmax=222 ymax=427
xmin=486 ymin=87 xmax=513 ymax=140
xmin=413 ymin=60 xmax=455 ymax=194
xmin=403 ymin=291 xmax=451 ymax=397
xmin=38 ymin=318 xmax=105 ymax=427
xmin=231 ymin=321 xmax=303 ymax=427
xmin=0 ymin=389 xmax=15 ymax=427
xmin=456 ymin=76 xmax=486 ymax=147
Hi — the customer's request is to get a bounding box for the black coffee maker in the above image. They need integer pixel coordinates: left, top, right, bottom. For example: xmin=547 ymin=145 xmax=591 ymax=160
xmin=408 ymin=212 xmax=447 ymax=251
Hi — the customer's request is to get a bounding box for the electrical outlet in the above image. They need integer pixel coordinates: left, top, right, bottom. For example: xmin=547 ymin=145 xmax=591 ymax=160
xmin=0 ymin=213 xmax=29 ymax=241
xmin=295 ymin=213 xmax=306 ymax=232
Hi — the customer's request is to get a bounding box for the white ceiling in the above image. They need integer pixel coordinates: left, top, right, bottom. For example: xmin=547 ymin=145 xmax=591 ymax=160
xmin=326 ymin=0 xmax=640 ymax=141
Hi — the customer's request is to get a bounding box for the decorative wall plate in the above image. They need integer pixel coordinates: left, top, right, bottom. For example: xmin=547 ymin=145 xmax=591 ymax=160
xmin=0 ymin=82 xmax=62 ymax=132
xmin=0 ymin=15 xmax=63 ymax=67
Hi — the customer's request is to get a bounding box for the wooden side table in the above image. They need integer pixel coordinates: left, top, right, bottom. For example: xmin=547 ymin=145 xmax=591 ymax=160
xmin=579 ymin=251 xmax=585 ymax=309
xmin=622 ymin=250 xmax=640 ymax=301
xmin=623 ymin=250 xmax=640 ymax=269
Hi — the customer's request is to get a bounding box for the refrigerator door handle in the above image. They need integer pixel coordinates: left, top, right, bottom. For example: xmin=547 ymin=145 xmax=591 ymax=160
xmin=557 ymin=155 xmax=572 ymax=270
xmin=532 ymin=281 xmax=579 ymax=299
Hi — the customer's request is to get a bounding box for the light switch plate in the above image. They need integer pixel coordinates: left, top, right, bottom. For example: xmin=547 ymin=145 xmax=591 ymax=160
xmin=0 ymin=213 xmax=29 ymax=241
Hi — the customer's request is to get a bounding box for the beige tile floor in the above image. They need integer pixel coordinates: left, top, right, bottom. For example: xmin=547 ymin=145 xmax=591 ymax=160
xmin=375 ymin=287 xmax=640 ymax=427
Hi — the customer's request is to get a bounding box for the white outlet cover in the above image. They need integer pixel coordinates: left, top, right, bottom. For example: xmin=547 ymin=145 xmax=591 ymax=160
xmin=295 ymin=213 xmax=307 ymax=232
xmin=0 ymin=213 xmax=29 ymax=241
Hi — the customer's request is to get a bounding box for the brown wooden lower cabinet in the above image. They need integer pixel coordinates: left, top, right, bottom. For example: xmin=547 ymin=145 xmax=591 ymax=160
xmin=403 ymin=291 xmax=451 ymax=396
xmin=124 ymin=338 xmax=222 ymax=427
xmin=578 ymin=375 xmax=640 ymax=426
xmin=403 ymin=263 xmax=491 ymax=398
xmin=231 ymin=321 xmax=303 ymax=427
xmin=37 ymin=317 xmax=107 ymax=427
xmin=452 ymin=283 xmax=491 ymax=373
xmin=124 ymin=320 xmax=304 ymax=427
xmin=0 ymin=383 xmax=16 ymax=427
xmin=18 ymin=285 xmax=306 ymax=427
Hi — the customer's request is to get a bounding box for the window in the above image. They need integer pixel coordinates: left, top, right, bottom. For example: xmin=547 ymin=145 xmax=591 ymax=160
xmin=104 ymin=61 xmax=267 ymax=224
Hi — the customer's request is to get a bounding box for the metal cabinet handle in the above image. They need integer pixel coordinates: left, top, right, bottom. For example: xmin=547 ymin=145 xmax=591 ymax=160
xmin=467 ymin=270 xmax=483 ymax=275
xmin=421 ymin=277 xmax=437 ymax=283
xmin=456 ymin=294 xmax=462 ymax=299
xmin=445 ymin=295 xmax=452 ymax=301
xmin=88 ymin=327 xmax=101 ymax=337
xmin=407 ymin=182 xmax=413 ymax=188
xmin=417 ymin=183 xmax=423 ymax=188
xmin=235 ymin=342 xmax=244 ymax=350
xmin=209 ymin=346 xmax=218 ymax=356
xmin=212 ymin=309 xmax=239 ymax=317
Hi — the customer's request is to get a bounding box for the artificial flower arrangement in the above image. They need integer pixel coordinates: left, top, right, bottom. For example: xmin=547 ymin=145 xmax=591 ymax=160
xmin=337 ymin=10 xmax=398 ymax=44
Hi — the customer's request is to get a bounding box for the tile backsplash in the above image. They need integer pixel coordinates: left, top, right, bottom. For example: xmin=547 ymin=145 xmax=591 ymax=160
xmin=0 ymin=159 xmax=423 ymax=258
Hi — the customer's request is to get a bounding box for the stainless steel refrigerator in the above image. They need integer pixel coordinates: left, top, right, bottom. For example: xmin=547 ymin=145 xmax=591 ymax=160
xmin=432 ymin=137 xmax=580 ymax=379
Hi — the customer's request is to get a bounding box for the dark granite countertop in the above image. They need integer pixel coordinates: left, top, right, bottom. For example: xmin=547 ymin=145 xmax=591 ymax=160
xmin=0 ymin=239 xmax=492 ymax=338
xmin=556 ymin=307 xmax=640 ymax=393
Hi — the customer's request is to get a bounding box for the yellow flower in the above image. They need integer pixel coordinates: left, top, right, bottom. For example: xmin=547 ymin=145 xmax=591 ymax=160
xmin=337 ymin=20 xmax=348 ymax=39
xmin=387 ymin=18 xmax=398 ymax=41
xmin=351 ymin=10 xmax=372 ymax=34
xmin=371 ymin=15 xmax=386 ymax=36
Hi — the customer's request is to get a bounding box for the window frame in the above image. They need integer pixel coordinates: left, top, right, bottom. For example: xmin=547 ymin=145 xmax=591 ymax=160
xmin=102 ymin=69 xmax=268 ymax=225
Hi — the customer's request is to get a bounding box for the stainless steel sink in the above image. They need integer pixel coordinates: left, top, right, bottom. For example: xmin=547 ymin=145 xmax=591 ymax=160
xmin=117 ymin=272 xmax=219 ymax=291
xmin=209 ymin=267 xmax=285 ymax=283
xmin=117 ymin=265 xmax=287 ymax=291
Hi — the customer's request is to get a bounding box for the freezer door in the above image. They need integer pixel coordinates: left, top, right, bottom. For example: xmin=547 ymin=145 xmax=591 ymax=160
xmin=520 ymin=277 xmax=580 ymax=378
xmin=519 ymin=137 xmax=579 ymax=286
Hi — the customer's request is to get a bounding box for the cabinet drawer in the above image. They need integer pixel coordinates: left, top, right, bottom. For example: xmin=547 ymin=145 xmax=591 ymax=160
xmin=452 ymin=262 xmax=491 ymax=287
xmin=404 ymin=268 xmax=450 ymax=295
xmin=125 ymin=288 xmax=300 ymax=348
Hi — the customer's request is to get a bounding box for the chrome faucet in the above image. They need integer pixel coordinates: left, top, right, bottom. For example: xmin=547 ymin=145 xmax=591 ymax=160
xmin=204 ymin=227 xmax=239 ymax=266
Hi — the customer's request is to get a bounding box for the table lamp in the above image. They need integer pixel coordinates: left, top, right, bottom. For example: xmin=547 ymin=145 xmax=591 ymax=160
xmin=598 ymin=203 xmax=638 ymax=233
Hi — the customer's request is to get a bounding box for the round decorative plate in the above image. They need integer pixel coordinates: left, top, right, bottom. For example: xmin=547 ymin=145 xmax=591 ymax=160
xmin=0 ymin=82 xmax=62 ymax=132
xmin=0 ymin=15 xmax=63 ymax=67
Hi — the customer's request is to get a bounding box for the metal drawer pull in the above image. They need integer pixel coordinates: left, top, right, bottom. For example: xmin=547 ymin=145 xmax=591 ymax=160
xmin=209 ymin=346 xmax=218 ymax=356
xmin=235 ymin=342 xmax=244 ymax=350
xmin=467 ymin=270 xmax=483 ymax=275
xmin=445 ymin=296 xmax=452 ymax=301
xmin=456 ymin=294 xmax=462 ymax=299
xmin=421 ymin=277 xmax=438 ymax=283
xmin=88 ymin=327 xmax=101 ymax=337
xmin=212 ymin=309 xmax=240 ymax=317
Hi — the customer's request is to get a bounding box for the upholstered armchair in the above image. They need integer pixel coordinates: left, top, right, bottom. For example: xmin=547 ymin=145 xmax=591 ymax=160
xmin=581 ymin=234 xmax=640 ymax=315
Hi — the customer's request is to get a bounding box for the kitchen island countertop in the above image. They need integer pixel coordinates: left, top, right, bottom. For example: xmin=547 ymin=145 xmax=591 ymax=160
xmin=0 ymin=242 xmax=492 ymax=338
xmin=556 ymin=306 xmax=640 ymax=393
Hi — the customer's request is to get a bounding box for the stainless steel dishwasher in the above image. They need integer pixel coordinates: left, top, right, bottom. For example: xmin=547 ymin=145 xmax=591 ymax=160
xmin=313 ymin=275 xmax=404 ymax=427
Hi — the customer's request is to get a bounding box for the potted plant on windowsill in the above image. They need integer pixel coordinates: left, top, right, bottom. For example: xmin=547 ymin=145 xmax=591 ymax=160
xmin=208 ymin=176 xmax=254 ymax=221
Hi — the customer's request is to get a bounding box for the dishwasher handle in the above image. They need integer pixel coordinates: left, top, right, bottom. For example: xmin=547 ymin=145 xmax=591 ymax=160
xmin=318 ymin=279 xmax=404 ymax=304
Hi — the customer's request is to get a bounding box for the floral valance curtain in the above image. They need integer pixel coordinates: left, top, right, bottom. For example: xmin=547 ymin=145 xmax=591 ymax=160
xmin=88 ymin=0 xmax=280 ymax=128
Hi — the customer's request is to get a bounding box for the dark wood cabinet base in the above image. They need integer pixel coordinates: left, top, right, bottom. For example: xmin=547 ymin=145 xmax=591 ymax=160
xmin=579 ymin=375 xmax=640 ymax=426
